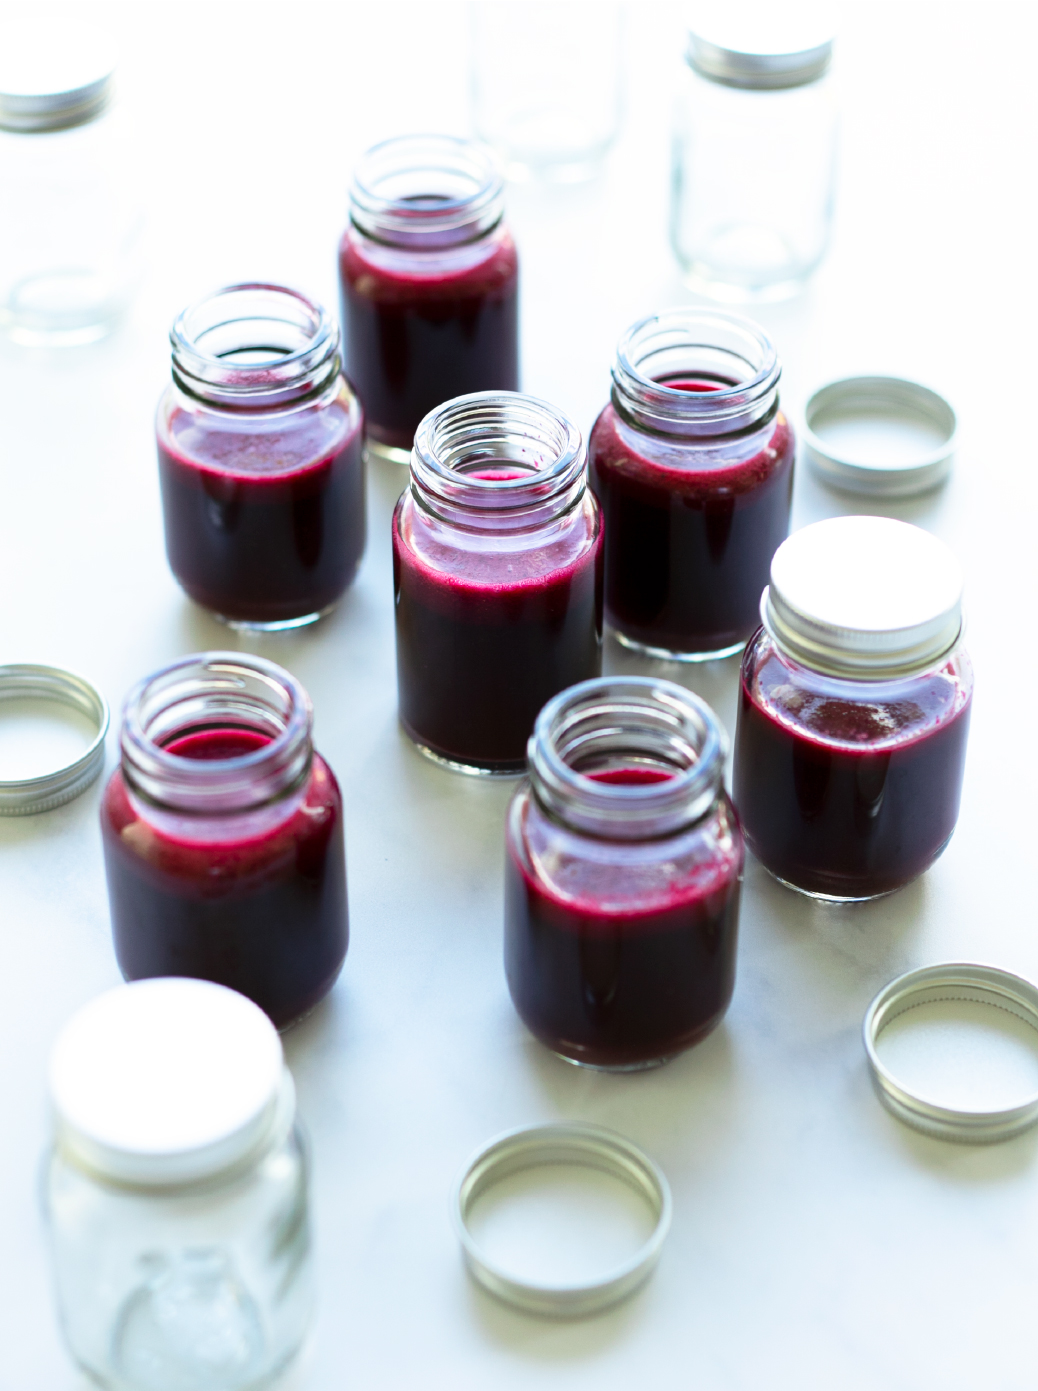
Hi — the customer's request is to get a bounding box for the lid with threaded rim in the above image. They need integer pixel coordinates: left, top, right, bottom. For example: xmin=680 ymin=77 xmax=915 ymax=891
xmin=762 ymin=516 xmax=965 ymax=680
xmin=50 ymin=979 xmax=292 ymax=1187
xmin=0 ymin=18 xmax=116 ymax=132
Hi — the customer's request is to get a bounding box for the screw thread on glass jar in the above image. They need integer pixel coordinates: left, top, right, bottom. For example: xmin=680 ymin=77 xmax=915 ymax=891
xmin=157 ymin=283 xmax=365 ymax=630
xmin=101 ymin=652 xmax=349 ymax=1026
xmin=505 ymin=676 xmax=744 ymax=1070
xmin=589 ymin=307 xmax=794 ymax=661
xmin=340 ymin=135 xmax=520 ymax=465
xmin=733 ymin=516 xmax=973 ymax=902
xmin=394 ymin=390 xmax=603 ymax=776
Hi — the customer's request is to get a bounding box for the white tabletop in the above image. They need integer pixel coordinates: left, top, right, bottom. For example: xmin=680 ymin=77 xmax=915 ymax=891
xmin=1 ymin=5 xmax=1036 ymax=1388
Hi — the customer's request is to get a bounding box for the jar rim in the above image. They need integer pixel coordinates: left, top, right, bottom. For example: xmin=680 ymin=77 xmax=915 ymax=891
xmin=528 ymin=677 xmax=727 ymax=840
xmin=350 ymin=134 xmax=505 ymax=249
xmin=120 ymin=652 xmax=313 ymax=815
xmin=170 ymin=283 xmax=340 ymax=408
xmin=612 ymin=308 xmax=780 ymax=436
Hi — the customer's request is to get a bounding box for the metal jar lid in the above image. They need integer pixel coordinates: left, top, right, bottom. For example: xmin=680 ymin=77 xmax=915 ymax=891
xmin=802 ymin=375 xmax=957 ymax=498
xmin=0 ymin=21 xmax=115 ymax=132
xmin=762 ymin=516 xmax=965 ymax=680
xmin=687 ymin=7 xmax=835 ymax=90
xmin=450 ymin=1122 xmax=672 ymax=1317
xmin=0 ymin=664 xmax=109 ymax=814
xmin=863 ymin=964 xmax=1038 ymax=1143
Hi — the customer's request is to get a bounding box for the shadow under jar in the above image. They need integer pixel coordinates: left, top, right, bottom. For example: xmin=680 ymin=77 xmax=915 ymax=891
xmin=100 ymin=653 xmax=348 ymax=1027
xmin=156 ymin=284 xmax=365 ymax=630
xmin=589 ymin=308 xmax=794 ymax=660
xmin=733 ymin=516 xmax=973 ymax=902
xmin=339 ymin=134 xmax=519 ymax=466
xmin=393 ymin=391 xmax=603 ymax=775
xmin=505 ymin=677 xmax=744 ymax=1069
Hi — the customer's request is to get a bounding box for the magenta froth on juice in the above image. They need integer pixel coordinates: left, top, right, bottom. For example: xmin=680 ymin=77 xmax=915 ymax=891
xmin=393 ymin=391 xmax=603 ymax=775
xmin=589 ymin=308 xmax=794 ymax=660
xmin=505 ymin=677 xmax=744 ymax=1070
xmin=156 ymin=284 xmax=365 ymax=630
xmin=733 ymin=516 xmax=973 ymax=902
xmin=340 ymin=135 xmax=519 ymax=465
xmin=100 ymin=653 xmax=348 ymax=1027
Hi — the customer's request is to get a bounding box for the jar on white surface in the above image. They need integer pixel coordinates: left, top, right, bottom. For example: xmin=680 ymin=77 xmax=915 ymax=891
xmin=45 ymin=978 xmax=314 ymax=1391
xmin=670 ymin=7 xmax=838 ymax=300
xmin=0 ymin=21 xmax=144 ymax=345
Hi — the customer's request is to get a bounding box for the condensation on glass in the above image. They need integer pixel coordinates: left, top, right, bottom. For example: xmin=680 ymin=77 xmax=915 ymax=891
xmin=0 ymin=21 xmax=144 ymax=345
xmin=45 ymin=978 xmax=315 ymax=1391
xmin=670 ymin=8 xmax=839 ymax=300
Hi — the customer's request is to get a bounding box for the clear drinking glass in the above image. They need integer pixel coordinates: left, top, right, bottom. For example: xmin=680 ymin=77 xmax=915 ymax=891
xmin=470 ymin=2 xmax=624 ymax=181
xmin=670 ymin=9 xmax=838 ymax=300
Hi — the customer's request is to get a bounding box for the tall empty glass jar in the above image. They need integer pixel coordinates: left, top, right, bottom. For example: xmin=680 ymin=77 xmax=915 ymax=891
xmin=671 ymin=12 xmax=838 ymax=300
xmin=0 ymin=25 xmax=143 ymax=344
xmin=46 ymin=978 xmax=314 ymax=1391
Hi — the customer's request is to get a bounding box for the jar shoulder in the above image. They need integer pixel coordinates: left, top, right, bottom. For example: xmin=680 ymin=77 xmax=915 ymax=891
xmin=339 ymin=224 xmax=518 ymax=300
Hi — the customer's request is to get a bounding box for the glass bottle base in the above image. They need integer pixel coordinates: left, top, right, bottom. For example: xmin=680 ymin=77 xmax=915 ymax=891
xmin=405 ymin=728 xmax=525 ymax=779
xmin=215 ymin=602 xmax=338 ymax=633
xmin=610 ymin=626 xmax=747 ymax=664
xmin=553 ymin=1049 xmax=676 ymax=1073
xmin=363 ymin=436 xmax=412 ymax=467
xmin=767 ymin=869 xmax=901 ymax=905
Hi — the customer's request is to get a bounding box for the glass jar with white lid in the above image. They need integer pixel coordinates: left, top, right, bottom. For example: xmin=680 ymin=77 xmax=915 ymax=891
xmin=733 ymin=517 xmax=973 ymax=901
xmin=45 ymin=978 xmax=314 ymax=1391
xmin=0 ymin=18 xmax=144 ymax=345
xmin=670 ymin=7 xmax=839 ymax=300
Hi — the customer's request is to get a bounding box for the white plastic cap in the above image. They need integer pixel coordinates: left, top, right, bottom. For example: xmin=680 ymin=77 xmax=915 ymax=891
xmin=50 ymin=978 xmax=291 ymax=1186
xmin=762 ymin=516 xmax=965 ymax=679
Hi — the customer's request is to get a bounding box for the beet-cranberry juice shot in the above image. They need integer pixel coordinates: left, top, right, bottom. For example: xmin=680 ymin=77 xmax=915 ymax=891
xmin=733 ymin=517 xmax=973 ymax=901
xmin=505 ymin=678 xmax=743 ymax=1068
xmin=589 ymin=309 xmax=794 ymax=659
xmin=157 ymin=284 xmax=365 ymax=629
xmin=393 ymin=392 xmax=602 ymax=774
xmin=100 ymin=654 xmax=348 ymax=1026
xmin=339 ymin=135 xmax=519 ymax=465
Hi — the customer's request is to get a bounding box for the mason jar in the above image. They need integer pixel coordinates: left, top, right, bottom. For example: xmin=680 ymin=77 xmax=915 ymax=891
xmin=733 ymin=517 xmax=973 ymax=901
xmin=393 ymin=391 xmax=602 ymax=774
xmin=589 ymin=308 xmax=794 ymax=660
xmin=505 ymin=677 xmax=744 ymax=1069
xmin=156 ymin=284 xmax=365 ymax=630
xmin=46 ymin=978 xmax=314 ymax=1391
xmin=670 ymin=15 xmax=838 ymax=299
xmin=339 ymin=135 xmax=520 ymax=465
xmin=0 ymin=29 xmax=144 ymax=345
xmin=100 ymin=652 xmax=348 ymax=1027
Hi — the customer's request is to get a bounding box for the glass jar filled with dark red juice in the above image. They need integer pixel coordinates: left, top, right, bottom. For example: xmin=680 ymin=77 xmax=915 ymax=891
xmin=100 ymin=653 xmax=349 ymax=1026
xmin=393 ymin=391 xmax=603 ymax=774
xmin=505 ymin=677 xmax=744 ymax=1069
xmin=339 ymin=135 xmax=519 ymax=466
xmin=589 ymin=308 xmax=794 ymax=660
xmin=156 ymin=284 xmax=365 ymax=629
xmin=733 ymin=517 xmax=973 ymax=902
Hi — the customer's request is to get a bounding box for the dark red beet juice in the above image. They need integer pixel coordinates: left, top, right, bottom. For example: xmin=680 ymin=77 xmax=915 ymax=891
xmin=158 ymin=284 xmax=365 ymax=628
xmin=504 ymin=678 xmax=743 ymax=1068
xmin=590 ymin=310 xmax=793 ymax=659
xmin=101 ymin=655 xmax=349 ymax=1027
xmin=340 ymin=135 xmax=519 ymax=462
xmin=393 ymin=396 xmax=602 ymax=773
xmin=735 ymin=639 xmax=972 ymax=900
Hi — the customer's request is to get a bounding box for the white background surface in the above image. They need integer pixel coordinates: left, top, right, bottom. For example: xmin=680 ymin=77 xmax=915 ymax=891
xmin=1 ymin=4 xmax=1037 ymax=1387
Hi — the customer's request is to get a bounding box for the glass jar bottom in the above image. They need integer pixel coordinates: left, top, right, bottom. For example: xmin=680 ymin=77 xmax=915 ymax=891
xmin=404 ymin=727 xmax=525 ymax=779
xmin=767 ymin=869 xmax=901 ymax=906
xmin=1 ymin=269 xmax=125 ymax=347
xmin=363 ymin=436 xmax=411 ymax=468
xmin=611 ymin=627 xmax=747 ymax=664
xmin=553 ymin=1049 xmax=676 ymax=1074
xmin=215 ymin=601 xmax=338 ymax=634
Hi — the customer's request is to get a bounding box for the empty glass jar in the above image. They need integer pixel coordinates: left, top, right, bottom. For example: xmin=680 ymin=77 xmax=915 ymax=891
xmin=671 ymin=12 xmax=838 ymax=299
xmin=45 ymin=978 xmax=314 ymax=1391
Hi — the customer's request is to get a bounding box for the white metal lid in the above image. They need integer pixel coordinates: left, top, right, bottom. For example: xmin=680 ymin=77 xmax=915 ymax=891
xmin=803 ymin=376 xmax=957 ymax=498
xmin=0 ymin=18 xmax=115 ymax=132
xmin=450 ymin=1122 xmax=671 ymax=1317
xmin=762 ymin=516 xmax=965 ymax=679
xmin=50 ymin=978 xmax=291 ymax=1187
xmin=686 ymin=4 xmax=835 ymax=90
xmin=0 ymin=664 xmax=109 ymax=815
xmin=863 ymin=964 xmax=1038 ymax=1143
